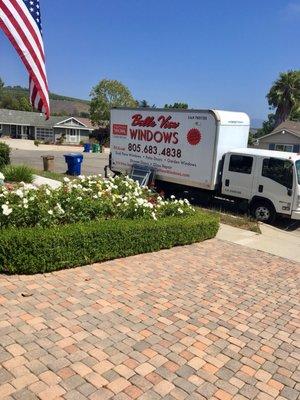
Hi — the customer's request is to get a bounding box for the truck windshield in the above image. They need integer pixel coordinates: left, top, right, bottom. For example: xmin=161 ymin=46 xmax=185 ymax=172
xmin=296 ymin=160 xmax=300 ymax=185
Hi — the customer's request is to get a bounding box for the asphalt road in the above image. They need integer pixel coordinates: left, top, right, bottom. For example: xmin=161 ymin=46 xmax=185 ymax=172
xmin=11 ymin=148 xmax=110 ymax=176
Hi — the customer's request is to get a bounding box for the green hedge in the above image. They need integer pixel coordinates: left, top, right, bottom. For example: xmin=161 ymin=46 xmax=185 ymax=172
xmin=0 ymin=212 xmax=219 ymax=275
xmin=0 ymin=142 xmax=10 ymax=170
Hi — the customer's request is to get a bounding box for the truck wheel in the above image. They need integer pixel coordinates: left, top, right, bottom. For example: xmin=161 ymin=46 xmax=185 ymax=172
xmin=250 ymin=201 xmax=276 ymax=224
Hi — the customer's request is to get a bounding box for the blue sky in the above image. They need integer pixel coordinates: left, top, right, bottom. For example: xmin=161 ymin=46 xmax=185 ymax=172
xmin=0 ymin=0 xmax=299 ymax=124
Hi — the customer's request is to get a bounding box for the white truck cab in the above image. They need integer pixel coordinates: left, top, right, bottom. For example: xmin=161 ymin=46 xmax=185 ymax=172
xmin=222 ymin=149 xmax=300 ymax=222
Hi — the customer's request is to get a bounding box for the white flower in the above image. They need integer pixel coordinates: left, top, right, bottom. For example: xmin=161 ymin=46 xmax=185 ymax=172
xmin=2 ymin=204 xmax=12 ymax=216
xmin=55 ymin=203 xmax=65 ymax=214
xmin=170 ymin=195 xmax=175 ymax=200
xmin=0 ymin=172 xmax=4 ymax=180
xmin=77 ymin=196 xmax=82 ymax=201
xmin=151 ymin=212 xmax=157 ymax=220
xmin=23 ymin=198 xmax=28 ymax=204
xmin=15 ymin=189 xmax=24 ymax=198
xmin=48 ymin=210 xmax=53 ymax=215
xmin=63 ymin=177 xmax=70 ymax=183
xmin=178 ymin=208 xmax=184 ymax=214
xmin=23 ymin=183 xmax=36 ymax=190
xmin=136 ymin=198 xmax=144 ymax=206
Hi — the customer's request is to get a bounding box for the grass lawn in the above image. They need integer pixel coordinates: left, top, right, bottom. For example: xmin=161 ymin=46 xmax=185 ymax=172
xmin=33 ymin=169 xmax=70 ymax=181
xmin=197 ymin=206 xmax=261 ymax=233
xmin=196 ymin=207 xmax=261 ymax=233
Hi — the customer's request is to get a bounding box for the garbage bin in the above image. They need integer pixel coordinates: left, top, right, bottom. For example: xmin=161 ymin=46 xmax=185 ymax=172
xmin=64 ymin=153 xmax=83 ymax=176
xmin=92 ymin=143 xmax=100 ymax=153
xmin=42 ymin=155 xmax=55 ymax=172
xmin=83 ymin=143 xmax=91 ymax=153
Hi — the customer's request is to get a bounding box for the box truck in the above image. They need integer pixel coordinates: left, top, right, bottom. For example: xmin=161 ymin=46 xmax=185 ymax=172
xmin=109 ymin=108 xmax=300 ymax=223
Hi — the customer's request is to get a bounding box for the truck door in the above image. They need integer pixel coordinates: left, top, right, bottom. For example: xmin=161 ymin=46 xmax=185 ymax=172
xmin=253 ymin=157 xmax=294 ymax=216
xmin=221 ymin=154 xmax=255 ymax=199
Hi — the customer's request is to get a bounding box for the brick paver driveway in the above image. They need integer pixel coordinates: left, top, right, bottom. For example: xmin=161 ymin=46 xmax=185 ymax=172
xmin=0 ymin=240 xmax=299 ymax=400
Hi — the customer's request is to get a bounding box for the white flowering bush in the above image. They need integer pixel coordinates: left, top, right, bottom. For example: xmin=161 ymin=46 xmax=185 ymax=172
xmin=0 ymin=174 xmax=194 ymax=228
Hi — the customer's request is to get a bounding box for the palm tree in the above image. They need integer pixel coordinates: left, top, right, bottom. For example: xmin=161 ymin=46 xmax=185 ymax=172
xmin=139 ymin=100 xmax=150 ymax=108
xmin=267 ymin=70 xmax=300 ymax=127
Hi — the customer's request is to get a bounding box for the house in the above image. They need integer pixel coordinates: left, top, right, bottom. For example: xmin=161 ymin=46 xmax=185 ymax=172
xmin=256 ymin=121 xmax=300 ymax=153
xmin=0 ymin=108 xmax=95 ymax=144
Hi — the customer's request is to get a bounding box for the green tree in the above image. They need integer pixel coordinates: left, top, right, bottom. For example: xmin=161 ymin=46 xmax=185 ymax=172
xmin=1 ymin=94 xmax=19 ymax=110
xmin=139 ymin=99 xmax=150 ymax=108
xmin=267 ymin=70 xmax=300 ymax=127
xmin=18 ymin=97 xmax=32 ymax=111
xmin=0 ymin=78 xmax=4 ymax=105
xmin=164 ymin=102 xmax=188 ymax=109
xmin=90 ymin=79 xmax=137 ymax=126
xmin=290 ymin=104 xmax=300 ymax=120
xmin=138 ymin=100 xmax=156 ymax=108
xmin=255 ymin=113 xmax=277 ymax=138
xmin=79 ymin=111 xmax=90 ymax=118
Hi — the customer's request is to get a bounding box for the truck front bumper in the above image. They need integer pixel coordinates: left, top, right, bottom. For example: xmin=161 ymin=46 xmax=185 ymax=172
xmin=291 ymin=210 xmax=300 ymax=220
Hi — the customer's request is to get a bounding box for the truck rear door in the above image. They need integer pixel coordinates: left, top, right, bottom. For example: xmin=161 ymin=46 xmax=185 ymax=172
xmin=221 ymin=153 xmax=255 ymax=199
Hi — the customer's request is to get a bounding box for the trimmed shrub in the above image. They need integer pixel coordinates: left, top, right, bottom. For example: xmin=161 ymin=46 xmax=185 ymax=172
xmin=0 ymin=142 xmax=10 ymax=169
xmin=1 ymin=164 xmax=34 ymax=183
xmin=0 ymin=211 xmax=219 ymax=275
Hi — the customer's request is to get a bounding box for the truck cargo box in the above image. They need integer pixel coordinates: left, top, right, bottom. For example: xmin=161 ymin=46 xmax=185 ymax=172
xmin=110 ymin=108 xmax=250 ymax=190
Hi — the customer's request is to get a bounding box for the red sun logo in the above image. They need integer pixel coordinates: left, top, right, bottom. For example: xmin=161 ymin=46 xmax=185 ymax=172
xmin=187 ymin=128 xmax=202 ymax=145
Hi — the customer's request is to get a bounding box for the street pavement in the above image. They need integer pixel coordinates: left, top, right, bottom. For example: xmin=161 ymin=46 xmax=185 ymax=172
xmin=11 ymin=148 xmax=109 ymax=176
xmin=0 ymin=240 xmax=299 ymax=399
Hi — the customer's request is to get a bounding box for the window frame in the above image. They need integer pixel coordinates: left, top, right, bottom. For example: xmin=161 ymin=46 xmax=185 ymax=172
xmin=228 ymin=154 xmax=254 ymax=175
xmin=274 ymin=144 xmax=294 ymax=153
xmin=262 ymin=157 xmax=294 ymax=189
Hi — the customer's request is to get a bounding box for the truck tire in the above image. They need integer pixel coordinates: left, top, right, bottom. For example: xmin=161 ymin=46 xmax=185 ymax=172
xmin=250 ymin=200 xmax=276 ymax=224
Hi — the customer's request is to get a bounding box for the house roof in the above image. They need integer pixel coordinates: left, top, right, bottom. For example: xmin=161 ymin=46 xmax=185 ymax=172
xmin=0 ymin=109 xmax=94 ymax=130
xmin=0 ymin=108 xmax=62 ymax=128
xmin=259 ymin=120 xmax=300 ymax=140
xmin=75 ymin=117 xmax=94 ymax=130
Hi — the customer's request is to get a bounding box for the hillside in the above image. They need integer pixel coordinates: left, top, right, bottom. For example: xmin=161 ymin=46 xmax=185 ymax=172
xmin=1 ymin=85 xmax=90 ymax=117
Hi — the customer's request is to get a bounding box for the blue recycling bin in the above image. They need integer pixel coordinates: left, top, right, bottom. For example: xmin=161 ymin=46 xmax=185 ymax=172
xmin=64 ymin=153 xmax=83 ymax=176
xmin=83 ymin=143 xmax=91 ymax=153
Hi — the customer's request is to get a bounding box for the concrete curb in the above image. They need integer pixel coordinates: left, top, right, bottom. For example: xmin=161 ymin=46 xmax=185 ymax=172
xmin=217 ymin=223 xmax=300 ymax=263
xmin=33 ymin=174 xmax=62 ymax=189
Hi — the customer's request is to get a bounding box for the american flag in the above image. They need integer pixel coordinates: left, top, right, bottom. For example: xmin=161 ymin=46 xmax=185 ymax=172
xmin=0 ymin=0 xmax=50 ymax=119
